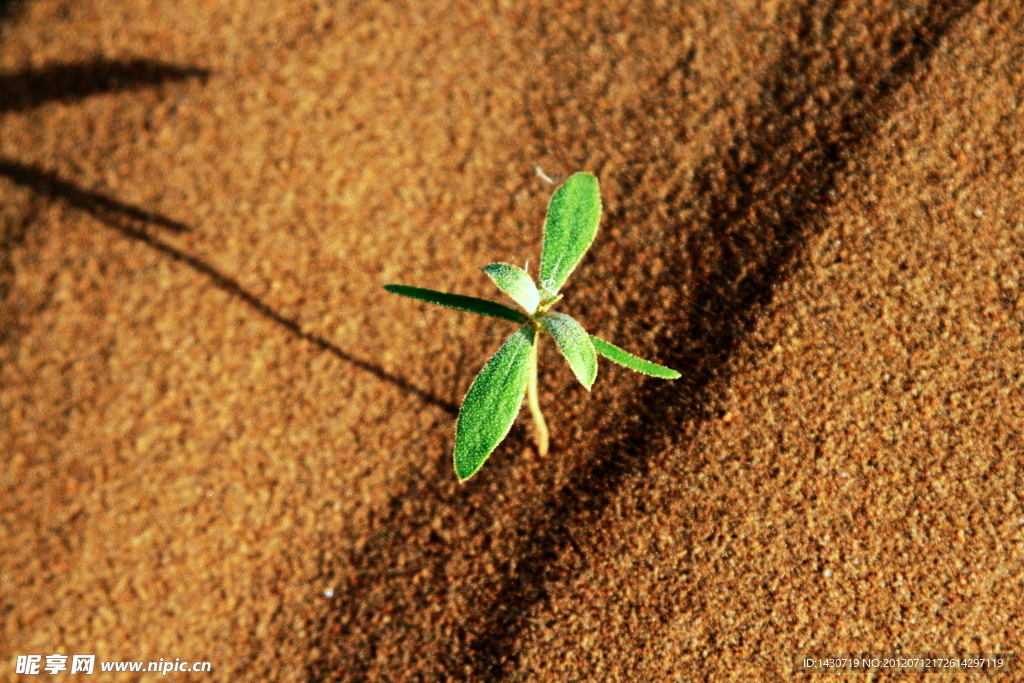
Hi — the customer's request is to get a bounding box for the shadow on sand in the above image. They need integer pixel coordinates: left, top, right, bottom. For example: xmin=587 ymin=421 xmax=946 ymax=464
xmin=302 ymin=1 xmax=981 ymax=680
xmin=1 ymin=58 xmax=455 ymax=415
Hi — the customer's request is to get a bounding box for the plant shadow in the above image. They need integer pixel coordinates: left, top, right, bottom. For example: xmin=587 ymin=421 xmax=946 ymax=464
xmin=0 ymin=58 xmax=209 ymax=113
xmin=0 ymin=58 xmax=455 ymax=415
xmin=1 ymin=59 xmax=209 ymax=351
xmin=0 ymin=158 xmax=192 ymax=233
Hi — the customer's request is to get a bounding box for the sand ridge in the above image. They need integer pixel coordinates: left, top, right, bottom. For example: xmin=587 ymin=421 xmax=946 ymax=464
xmin=2 ymin=0 xmax=1021 ymax=680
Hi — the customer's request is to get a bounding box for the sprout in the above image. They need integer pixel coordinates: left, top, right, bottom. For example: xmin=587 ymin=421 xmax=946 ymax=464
xmin=385 ymin=172 xmax=680 ymax=481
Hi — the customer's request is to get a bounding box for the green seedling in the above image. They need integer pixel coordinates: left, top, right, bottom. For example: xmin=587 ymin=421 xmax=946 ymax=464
xmin=385 ymin=172 xmax=680 ymax=481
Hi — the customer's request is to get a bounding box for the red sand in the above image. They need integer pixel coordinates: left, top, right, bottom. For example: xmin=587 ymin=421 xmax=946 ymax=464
xmin=2 ymin=0 xmax=1021 ymax=680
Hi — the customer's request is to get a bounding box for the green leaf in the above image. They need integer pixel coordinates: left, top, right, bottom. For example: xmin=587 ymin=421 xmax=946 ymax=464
xmin=539 ymin=172 xmax=601 ymax=297
xmin=591 ymin=335 xmax=681 ymax=379
xmin=539 ymin=312 xmax=597 ymax=390
xmin=384 ymin=284 xmax=529 ymax=324
xmin=454 ymin=325 xmax=535 ymax=481
xmin=482 ymin=262 xmax=541 ymax=315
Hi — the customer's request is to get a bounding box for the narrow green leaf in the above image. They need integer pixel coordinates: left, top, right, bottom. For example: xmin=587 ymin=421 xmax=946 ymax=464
xmin=539 ymin=172 xmax=601 ymax=297
xmin=385 ymin=284 xmax=529 ymax=324
xmin=540 ymin=312 xmax=597 ymax=390
xmin=454 ymin=325 xmax=535 ymax=481
xmin=482 ymin=262 xmax=541 ymax=315
xmin=591 ymin=335 xmax=681 ymax=379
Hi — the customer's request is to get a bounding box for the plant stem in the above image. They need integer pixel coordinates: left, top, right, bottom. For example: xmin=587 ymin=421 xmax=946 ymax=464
xmin=527 ymin=332 xmax=549 ymax=456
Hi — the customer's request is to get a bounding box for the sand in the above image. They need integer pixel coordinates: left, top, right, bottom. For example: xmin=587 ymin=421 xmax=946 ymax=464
xmin=2 ymin=0 xmax=1021 ymax=680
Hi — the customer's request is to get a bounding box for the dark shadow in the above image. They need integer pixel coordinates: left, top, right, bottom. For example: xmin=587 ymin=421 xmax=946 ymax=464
xmin=0 ymin=159 xmax=192 ymax=233
xmin=0 ymin=0 xmax=23 ymax=26
xmin=1 ymin=158 xmax=457 ymax=415
xmin=1 ymin=59 xmax=209 ymax=230
xmin=301 ymin=1 xmax=982 ymax=680
xmin=466 ymin=1 xmax=982 ymax=677
xmin=0 ymin=160 xmax=457 ymax=415
xmin=0 ymin=56 xmax=454 ymax=416
xmin=0 ymin=59 xmax=209 ymax=113
xmin=106 ymin=218 xmax=459 ymax=416
xmin=1 ymin=58 xmax=205 ymax=353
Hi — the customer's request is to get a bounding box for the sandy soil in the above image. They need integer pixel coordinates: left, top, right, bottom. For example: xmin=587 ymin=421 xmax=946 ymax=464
xmin=2 ymin=0 xmax=1022 ymax=680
